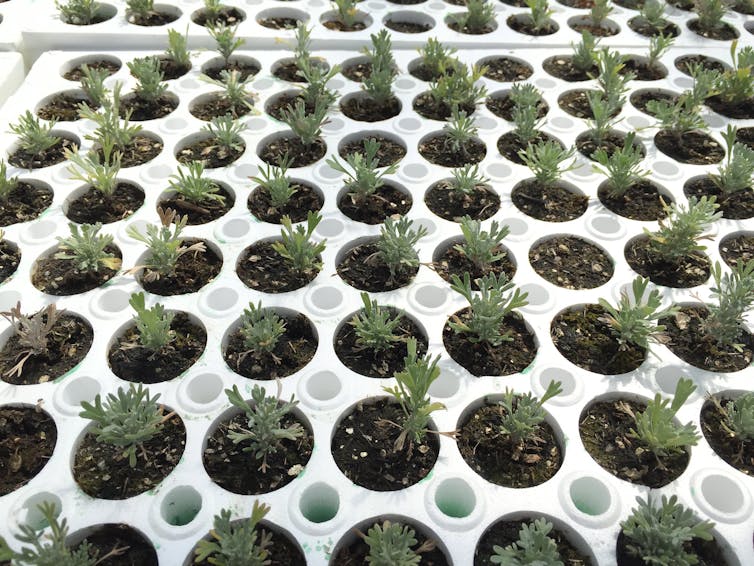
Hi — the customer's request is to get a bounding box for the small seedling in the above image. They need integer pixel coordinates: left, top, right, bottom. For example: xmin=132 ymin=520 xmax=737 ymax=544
xmin=297 ymin=59 xmax=340 ymax=110
xmin=571 ymin=31 xmax=599 ymax=72
xmin=449 ymin=272 xmax=528 ymax=346
xmin=326 ymin=139 xmax=399 ymax=205
xmin=279 ymin=97 xmax=330 ymax=146
xmin=79 ymin=64 xmax=110 ymax=107
xmin=630 ymin=378 xmax=700 ymax=457
xmin=376 ymin=217 xmax=428 ymax=279
xmin=225 ymin=383 xmax=304 ymax=472
xmin=251 ymin=155 xmax=297 ymax=209
xmin=126 ymin=0 xmax=155 ymax=19
xmin=351 ymin=292 xmax=404 ymax=352
xmin=359 ymin=520 xmax=435 ymax=565
xmin=362 ymin=30 xmax=397 ymax=106
xmin=208 ymin=21 xmax=245 ymax=65
xmin=9 ymin=111 xmax=61 ymax=156
xmin=127 ymin=291 xmax=174 ymax=351
xmin=639 ymin=0 xmax=668 ymax=31
xmin=644 ymin=196 xmax=721 ymax=259
xmin=0 ymin=303 xmax=63 ymax=377
xmin=165 ymin=27 xmax=191 ymax=69
xmin=127 ymin=56 xmax=168 ymax=102
xmin=694 ymin=0 xmax=729 ymax=34
xmin=452 ymin=0 xmax=496 ymax=31
xmin=65 ymin=148 xmax=121 ymax=197
xmin=194 ymin=502 xmax=272 ymax=565
xmin=79 ymin=84 xmax=143 ymax=164
xmin=271 ymin=211 xmax=326 ymax=273
xmin=55 ymin=222 xmax=121 ymax=273
xmin=167 ymin=161 xmax=224 ymax=204
xmin=592 ymin=132 xmax=649 ymax=197
xmin=292 ymin=22 xmax=313 ymax=66
xmin=429 ymin=64 xmax=487 ymax=112
xmin=715 ymin=42 xmax=754 ymax=104
xmin=526 ymin=0 xmax=554 ymax=31
xmin=56 ymin=0 xmax=100 ymax=25
xmin=448 ymin=163 xmax=489 ymax=195
xmin=647 ymin=33 xmax=675 ymax=69
xmin=510 ymin=83 xmax=544 ymax=144
xmin=417 ymin=37 xmax=459 ymax=77
xmin=490 ymin=518 xmax=563 ymax=565
xmin=710 ymin=125 xmax=754 ymax=194
xmin=239 ymin=302 xmax=286 ymax=354
xmin=621 ymin=495 xmax=714 ymax=566
xmin=595 ymin=48 xmax=633 ymax=111
xmin=702 ymin=260 xmax=754 ymax=349
xmin=519 ymin=141 xmax=576 ymax=186
xmin=202 ymin=114 xmax=245 ymax=154
xmin=0 ymin=160 xmax=19 ymax=201
xmin=454 ymin=216 xmax=510 ymax=271
xmin=497 ymin=382 xmax=562 ymax=445
xmin=202 ymin=70 xmax=254 ymax=117
xmin=589 ymin=0 xmax=612 ymax=25
xmin=443 ymin=107 xmax=479 ymax=157
xmin=586 ymin=90 xmax=621 ymax=147
xmin=333 ymin=0 xmax=360 ymax=28
xmin=721 ymin=393 xmax=754 ymax=441
xmin=202 ymin=0 xmax=225 ymax=23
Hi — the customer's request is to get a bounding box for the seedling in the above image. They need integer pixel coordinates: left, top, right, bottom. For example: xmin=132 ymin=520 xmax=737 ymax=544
xmin=202 ymin=114 xmax=246 ymax=154
xmin=126 ymin=0 xmax=155 ymax=19
xmin=127 ymin=292 xmax=174 ymax=351
xmin=376 ymin=217 xmax=428 ymax=279
xmin=595 ymin=48 xmax=633 ymax=111
xmin=519 ymin=141 xmax=576 ymax=186
xmin=251 ymin=155 xmax=297 ymax=209
xmin=694 ymin=0 xmax=729 ymax=34
xmin=55 ymin=222 xmax=121 ymax=273
xmin=589 ymin=0 xmax=612 ymax=25
xmin=240 ymin=302 xmax=286 ymax=354
xmin=326 ymin=139 xmax=399 ymax=205
xmin=65 ymin=148 xmax=121 ymax=197
xmin=292 ymin=22 xmax=313 ymax=67
xmin=225 ymin=383 xmax=304 ymax=472
xmin=127 ymin=56 xmax=168 ymax=102
xmin=702 ymin=260 xmax=754 ymax=349
xmin=630 ymin=378 xmax=700 ymax=457
xmin=647 ymin=34 xmax=675 ymax=69
xmin=126 ymin=207 xmax=206 ymax=281
xmin=571 ymin=31 xmax=599 ymax=72
xmin=454 ymin=216 xmax=510 ymax=271
xmin=715 ymin=42 xmax=754 ymax=104
xmin=592 ymin=131 xmax=649 ymax=197
xmin=497 ymin=381 xmax=562 ymax=445
xmin=208 ymin=21 xmax=245 ymax=65
xmin=167 ymin=161 xmax=225 ymax=204
xmin=451 ymin=0 xmax=496 ymax=32
xmin=362 ymin=30 xmax=397 ymax=106
xmin=0 ymin=160 xmax=19 ymax=201
xmin=79 ymin=64 xmax=110 ymax=107
xmin=644 ymin=196 xmax=721 ymax=259
xmin=443 ymin=107 xmax=479 ymax=157
xmin=510 ymin=83 xmax=544 ymax=145
xmin=194 ymin=502 xmax=272 ymax=565
xmin=639 ymin=0 xmax=668 ymax=31
xmin=598 ymin=276 xmax=678 ymax=351
xmin=297 ymin=58 xmax=340 ymax=110
xmin=271 ymin=211 xmax=326 ymax=273
xmin=56 ymin=0 xmax=100 ymax=25
xmin=448 ymin=163 xmax=489 ymax=195
xmin=351 ymin=292 xmax=404 ymax=352
xmin=721 ymin=393 xmax=754 ymax=440
xmin=359 ymin=520 xmax=435 ymax=565
xmin=279 ymin=97 xmax=330 ymax=146
xmin=586 ymin=90 xmax=621 ymax=147
xmin=9 ymin=111 xmax=61 ymax=156
xmin=525 ymin=0 xmax=554 ymax=31
xmin=165 ymin=27 xmax=191 ymax=69
xmin=428 ymin=64 xmax=487 ymax=112
xmin=333 ymin=0 xmax=360 ymax=28
xmin=491 ymin=519 xmax=562 ymax=565
xmin=621 ymin=495 xmax=714 ymax=566
xmin=78 ymin=84 xmax=143 ymax=164
xmin=449 ymin=272 xmax=529 ymax=346
xmin=0 ymin=303 xmax=63 ymax=378
xmin=202 ymin=70 xmax=254 ymax=117
xmin=202 ymin=0 xmax=225 ymax=23
xmin=417 ymin=37 xmax=459 ymax=77
xmin=710 ymin=125 xmax=754 ymax=194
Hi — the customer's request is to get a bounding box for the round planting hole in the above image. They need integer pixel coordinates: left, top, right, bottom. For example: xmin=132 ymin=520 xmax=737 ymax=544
xmin=310 ymin=286 xmax=343 ymax=311
xmin=397 ymin=117 xmax=422 ymax=132
xmin=487 ymin=163 xmax=512 ymax=179
xmin=540 ymin=367 xmax=575 ymax=397
xmin=520 ymin=283 xmax=549 ymax=306
xmin=415 ymin=284 xmax=447 ymax=309
xmin=63 ymin=376 xmax=100 ymax=406
xmin=0 ymin=291 xmax=22 ymax=311
xmin=435 ymin=478 xmax=476 ymax=518
xmin=654 ymin=366 xmax=690 ymax=396
xmin=701 ymin=474 xmax=743 ymax=515
xmin=161 ymin=486 xmax=202 ymax=527
xmin=590 ymin=215 xmax=621 ymax=235
xmin=222 ymin=218 xmax=250 ymax=239
xmin=299 ymin=483 xmax=339 ymax=523
xmin=145 ymin=164 xmax=172 ymax=180
xmin=403 ymin=163 xmax=429 ymax=180
xmin=25 ymin=220 xmax=57 ymax=241
xmin=306 ymin=370 xmax=342 ymax=401
xmin=316 ymin=218 xmax=345 ymax=238
xmin=186 ymin=373 xmax=224 ymax=405
xmin=653 ymin=161 xmax=679 ymax=177
xmin=502 ymin=218 xmax=527 ymax=237
xmin=97 ymin=289 xmax=130 ymax=313
xmin=21 ymin=493 xmax=62 ymax=529
xmin=429 ymin=366 xmax=460 ymax=398
xmin=206 ymin=287 xmax=238 ymax=311
xmin=570 ymin=477 xmax=611 ymax=516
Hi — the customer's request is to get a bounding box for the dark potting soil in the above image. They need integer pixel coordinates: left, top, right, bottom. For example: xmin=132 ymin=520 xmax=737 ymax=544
xmin=340 ymin=95 xmax=402 ymax=122
xmin=474 ymin=518 xmax=593 ymax=566
xmin=736 ymin=126 xmax=754 ymax=150
xmin=62 ymin=11 xmax=113 ymax=25
xmin=624 ymin=237 xmax=711 ymax=288
xmin=551 ymin=305 xmax=647 ymax=375
xmin=512 ymin=179 xmax=588 ymax=222
xmin=660 ymin=305 xmax=754 ymax=373
xmin=8 ymin=136 xmax=78 ymax=169
xmin=446 ymin=17 xmax=496 ymax=34
xmin=73 ymin=415 xmax=185 ymax=499
xmin=576 ymin=130 xmax=644 ymax=161
xmin=127 ymin=9 xmax=178 ymax=26
xmin=619 ymin=56 xmax=667 ymax=81
xmin=413 ymin=91 xmax=476 ymax=121
xmin=627 ymin=15 xmax=680 ymax=37
xmin=266 ymin=91 xmax=313 ymax=121
xmin=337 ymin=241 xmax=418 ymax=292
xmin=506 ymin=15 xmax=558 ymax=35
xmin=258 ymin=135 xmax=327 ymax=168
xmin=65 ymin=182 xmax=144 ymax=224
xmin=0 ymin=241 xmax=20 ymax=284
xmin=119 ymin=93 xmax=177 ymax=121
xmin=236 ymin=240 xmax=321 ymax=293
xmin=191 ymin=6 xmax=246 ymax=27
xmin=674 ymin=54 xmax=727 ymax=75
xmin=597 ymin=180 xmax=670 ymax=221
xmin=485 ymin=92 xmax=548 ymax=122
xmin=419 ymin=134 xmax=486 ymax=167
xmin=542 ymin=56 xmax=597 ymax=82
xmin=629 ymin=89 xmax=679 ymax=116
xmin=0 ymin=313 xmax=93 ymax=385
xmin=258 ymin=16 xmax=301 ymax=29
xmin=443 ymin=309 xmax=536 ymax=376
xmin=333 ymin=520 xmax=448 ymax=566
xmin=192 ymin=523 xmax=306 ymax=566
xmin=159 ymin=187 xmax=234 ymax=225
xmin=37 ymin=92 xmax=97 ymax=121
xmin=384 ymin=18 xmax=432 ymax=33
xmin=613 ymin=0 xmax=644 ymax=8
xmin=580 ymin=399 xmax=689 ymax=487
xmin=0 ymin=181 xmax=53 ymax=225
xmin=322 ymin=19 xmax=368 ymax=31
xmin=272 ymin=58 xmax=329 ymax=83
xmin=223 ymin=312 xmax=317 ymax=379
xmin=687 ymin=18 xmax=739 ymax=40
xmin=701 ymin=396 xmax=754 ymax=476
xmin=458 ymin=403 xmax=562 ymax=487
xmin=176 ymin=136 xmax=245 ymax=168
xmin=108 ymin=313 xmax=206 ymax=383
xmin=719 ymin=233 xmax=754 ymax=268
xmin=331 ymin=398 xmax=439 ymax=490
xmin=654 ymin=130 xmax=725 ymax=165
xmin=569 ymin=18 xmax=620 ymax=37
xmin=203 ymin=412 xmax=313 ymax=494
xmin=334 ymin=309 xmax=428 ymax=378
xmin=339 ymin=135 xmax=406 ymax=167
xmin=706 ymin=94 xmax=754 ymax=120
xmin=408 ymin=61 xmax=448 ymax=82
xmin=733 ymin=0 xmax=754 ymax=14
xmin=557 ymin=0 xmax=595 ymax=7
xmin=666 ymin=0 xmax=694 ymax=9
xmin=529 ymin=236 xmax=613 ymax=290
xmin=616 ymin=529 xmax=726 ymax=566
xmin=481 ymin=57 xmax=533 ymax=82
xmin=425 ymin=180 xmax=500 ymax=221
xmin=0 ymin=406 xmax=56 ymax=496
xmin=95 ymin=135 xmax=164 ymax=168
xmin=248 ymin=182 xmax=324 ymax=224
xmin=72 ymin=523 xmax=158 ymax=566
xmin=558 ymin=89 xmax=621 ymax=119
xmin=338 ymin=184 xmax=412 ymax=224
xmin=684 ymin=176 xmax=754 ymax=219
xmin=202 ymin=59 xmax=261 ymax=81
xmin=190 ymin=93 xmax=253 ymax=121
xmin=341 ymin=60 xmax=371 ymax=82
xmin=31 ymin=244 xmax=121 ymax=295
xmin=389 ymin=0 xmax=429 ymax=4
xmin=158 ymin=58 xmax=191 ymax=81
xmin=63 ymin=59 xmax=120 ymax=81
xmin=433 ymin=241 xmax=516 ymax=289
xmin=139 ymin=239 xmax=222 ymax=295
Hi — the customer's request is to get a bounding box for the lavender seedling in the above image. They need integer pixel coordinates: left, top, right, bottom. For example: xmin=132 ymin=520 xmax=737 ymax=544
xmin=55 ymin=222 xmax=121 ymax=273
xmin=167 ymin=161 xmax=225 ymax=204
xmin=194 ymin=502 xmax=272 ymax=565
xmin=326 ymin=139 xmax=399 ymax=205
xmin=56 ymin=0 xmax=101 ymax=25
xmin=510 ymin=83 xmax=544 ymax=145
xmin=428 ymin=64 xmax=487 ymax=113
xmin=208 ymin=21 xmax=245 ymax=66
xmin=454 ymin=216 xmax=510 ymax=271
xmin=279 ymin=97 xmax=330 ymax=146
xmin=375 ymin=217 xmax=428 ymax=280
xmin=0 ymin=303 xmax=63 ymax=378
xmin=497 ymin=381 xmax=562 ymax=445
xmin=693 ymin=0 xmax=729 ymax=35
xmin=201 ymin=70 xmax=254 ymax=117
xmin=127 ymin=56 xmax=168 ymax=102
xmin=448 ymin=163 xmax=490 ymax=195
xmin=360 ymin=521 xmax=435 ymax=565
xmin=592 ymin=131 xmax=649 ymax=197
xmin=127 ymin=292 xmax=174 ymax=351
xmin=165 ymin=27 xmax=191 ymax=69
xmin=701 ymin=260 xmax=754 ymax=349
xmin=525 ymin=0 xmax=554 ymax=31
xmin=571 ymin=31 xmax=599 ymax=73
xmin=519 ymin=141 xmax=576 ymax=186
xmin=251 ymin=155 xmax=297 ymax=209
xmin=202 ymin=114 xmax=246 ymax=156
xmin=78 ymin=84 xmax=143 ymax=164
xmin=721 ymin=393 xmax=754 ymax=440
xmin=79 ymin=64 xmax=110 ymax=107
xmin=714 ymin=42 xmax=754 ymax=105
xmin=443 ymin=107 xmax=479 ymax=157
xmin=0 ymin=161 xmax=17 ymax=202
xmin=239 ymin=302 xmax=286 ymax=354
xmin=710 ymin=125 xmax=754 ymax=194
xmin=451 ymin=0 xmax=496 ymax=32
xmin=491 ymin=519 xmax=563 ymax=566
xmin=271 ymin=211 xmax=326 ymax=273
xmin=362 ymin=30 xmax=397 ymax=106
xmin=417 ymin=38 xmax=459 ymax=77
xmin=644 ymin=196 xmax=721 ymax=259
xmin=351 ymin=292 xmax=405 ymax=352
xmin=332 ymin=0 xmax=360 ymax=28
xmin=9 ymin=111 xmax=61 ymax=156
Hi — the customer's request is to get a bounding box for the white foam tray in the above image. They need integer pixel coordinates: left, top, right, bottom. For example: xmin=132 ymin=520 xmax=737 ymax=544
xmin=0 ymin=47 xmax=752 ymax=565
xmin=0 ymin=52 xmax=25 ymax=110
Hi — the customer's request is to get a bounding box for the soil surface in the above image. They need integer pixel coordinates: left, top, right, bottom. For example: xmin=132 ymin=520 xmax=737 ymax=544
xmin=629 ymin=89 xmax=679 ymax=116
xmin=687 ymin=18 xmax=739 ymax=40
xmin=236 ymin=240 xmax=321 ymax=293
xmin=443 ymin=309 xmax=536 ymax=376
xmin=258 ymin=135 xmax=327 ymax=168
xmin=684 ymin=176 xmax=754 ymax=219
xmin=0 ymin=312 xmax=93 ymax=385
xmin=337 ymin=241 xmax=419 ymax=292
xmin=627 ymin=15 xmax=680 ymax=37
xmin=95 ymin=135 xmax=163 ymax=168
xmin=333 ymin=520 xmax=449 ymax=565
xmin=159 ymin=187 xmax=234 ymax=225
xmin=159 ymin=57 xmax=191 ymax=81
xmin=258 ymin=16 xmax=302 ymax=29
xmin=31 ymin=244 xmax=121 ymax=295
xmin=624 ymin=237 xmax=711 ymax=288
xmin=248 ymin=182 xmax=324 ymax=224
xmin=512 ymin=179 xmax=588 ymax=222
xmin=529 ymin=236 xmax=614 ymax=289
xmin=701 ymin=396 xmax=754 ymax=476
xmin=192 ymin=523 xmax=305 ymax=565
xmin=63 ymin=59 xmax=120 ymax=81
xmin=0 ymin=181 xmax=53 ymax=226
xmin=620 ymin=56 xmax=667 ymax=81
xmin=497 ymin=130 xmax=562 ymax=165
xmin=706 ymin=94 xmax=754 ymax=120
xmin=580 ymin=399 xmax=689 ymax=487
xmin=616 ymin=530 xmax=726 ymax=566
xmin=558 ymin=89 xmax=621 ymax=119
xmin=71 ymin=524 xmax=159 ymax=566
xmin=481 ymin=57 xmax=533 ymax=82
xmin=339 ymin=59 xmax=370 ymax=80
xmin=73 ymin=415 xmax=185 ymax=499
xmin=190 ymin=93 xmax=253 ymax=121
xmin=719 ymin=233 xmax=754 ymax=268
xmin=485 ymin=92 xmax=548 ymax=121
xmin=425 ymin=180 xmax=500 ymax=221
xmin=542 ymin=56 xmax=597 ymax=82
xmin=266 ymin=90 xmax=312 ymax=121
xmin=331 ymin=398 xmax=439 ymax=490
xmin=598 ymin=180 xmax=671 ymax=221
xmin=0 ymin=406 xmax=57 ymax=496
xmin=569 ymin=17 xmax=620 ymax=37
xmin=120 ymin=93 xmax=178 ymax=121
xmin=37 ymin=92 xmax=96 ymax=121
xmin=127 ymin=9 xmax=178 ymax=26
xmin=674 ymin=54 xmax=727 ymax=75
xmin=273 ymin=58 xmax=329 ymax=83
xmin=191 ymin=6 xmax=246 ymax=27
xmin=384 ymin=18 xmax=432 ymax=33
xmin=0 ymin=240 xmax=19 ymax=284
xmin=202 ymin=58 xmax=261 ymax=81
xmin=551 ymin=305 xmax=647 ymax=375
xmin=339 ymin=134 xmax=406 ymax=167
xmin=203 ymin=411 xmax=313 ymax=494
xmin=139 ymin=238 xmax=222 ymax=295
xmin=66 ymin=182 xmax=144 ymax=224
xmin=576 ymin=130 xmax=643 ymax=161
xmin=108 ymin=313 xmax=206 ymax=383
xmin=340 ymin=95 xmax=402 ymax=122
xmin=322 ymin=19 xmax=368 ymax=31
xmin=433 ymin=240 xmax=516 ymax=288
xmin=175 ymin=136 xmax=245 ymax=168
xmin=419 ymin=134 xmax=486 ymax=167
xmin=661 ymin=305 xmax=754 ymax=373
xmin=413 ymin=91 xmax=476 ymax=121
xmin=8 ymin=136 xmax=78 ymax=169
xmin=338 ymin=184 xmax=412 ymax=224
xmin=447 ymin=17 xmax=496 ymax=34
xmin=507 ymin=14 xmax=558 ymax=35
xmin=736 ymin=126 xmax=754 ymax=150
xmin=458 ymin=403 xmax=562 ymax=487
xmin=223 ymin=312 xmax=317 ymax=379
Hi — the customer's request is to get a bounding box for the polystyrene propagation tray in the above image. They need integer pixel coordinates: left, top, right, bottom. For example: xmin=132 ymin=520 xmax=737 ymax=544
xmin=0 ymin=0 xmax=24 ymax=53
xmin=0 ymin=52 xmax=25 ymax=109
xmin=0 ymin=47 xmax=752 ymax=565
xmin=16 ymin=0 xmax=754 ymax=64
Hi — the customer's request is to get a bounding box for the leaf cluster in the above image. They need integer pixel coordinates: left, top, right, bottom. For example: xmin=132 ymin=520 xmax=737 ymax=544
xmin=333 ymin=0 xmax=360 ymax=27
xmin=497 ymin=381 xmax=562 ymax=445
xmin=79 ymin=64 xmax=111 ymax=107
xmin=271 ymin=211 xmax=326 ymax=273
xmin=360 ymin=520 xmax=434 ymax=566
xmin=491 ymin=519 xmax=563 ymax=566
xmin=571 ymin=31 xmax=599 ymax=72
xmin=127 ymin=56 xmax=168 ymax=102
xmin=429 ymin=64 xmax=487 ymax=111
xmin=454 ymin=216 xmax=509 ymax=271
xmin=194 ymin=502 xmax=272 ymax=566
xmin=702 ymin=260 xmax=754 ymax=348
xmin=351 ymin=292 xmax=404 ymax=352
xmin=510 ymin=83 xmax=544 ymax=144
xmin=202 ymin=70 xmax=254 ymax=116
xmin=327 ymin=139 xmax=399 ymax=204
xmin=443 ymin=107 xmax=479 ymax=155
xmin=56 ymin=0 xmax=100 ymax=25
xmin=639 ymin=0 xmax=668 ymax=29
xmin=55 ymin=222 xmax=121 ymax=273
xmin=128 ymin=291 xmax=174 ymax=351
xmin=519 ymin=140 xmax=576 ymax=186
xmin=208 ymin=22 xmax=245 ymax=64
xmin=710 ymin=125 xmax=754 ymax=194
xmin=362 ymin=30 xmax=397 ymax=105
xmin=417 ymin=38 xmax=459 ymax=77
xmin=0 ymin=160 xmax=19 ymax=201
xmin=240 ymin=302 xmax=286 ymax=353
xmin=279 ymin=97 xmax=330 ymax=146
xmin=168 ymin=161 xmax=225 ymax=203
xmin=79 ymin=84 xmax=143 ymax=163
xmin=9 ymin=111 xmax=61 ymax=156
xmin=694 ymin=0 xmax=729 ymax=32
xmin=0 ymin=303 xmax=63 ymax=378
xmin=448 ymin=163 xmax=489 ymax=195
xmin=126 ymin=0 xmax=155 ymax=18
xmin=722 ymin=393 xmax=754 ymax=441
xmin=451 ymin=0 xmax=496 ymax=32
xmin=203 ymin=114 xmax=245 ymax=153
xmin=589 ymin=0 xmax=612 ymax=25
xmin=166 ymin=27 xmax=191 ymax=68
xmin=376 ymin=217 xmax=428 ymax=278
xmin=252 ymin=155 xmax=297 ymax=208
xmin=592 ymin=131 xmax=648 ymax=197
xmin=526 ymin=0 xmax=554 ymax=30
xmin=65 ymin=148 xmax=121 ymax=196
xmin=645 ymin=196 xmax=721 ymax=259
xmin=715 ymin=42 xmax=754 ymax=104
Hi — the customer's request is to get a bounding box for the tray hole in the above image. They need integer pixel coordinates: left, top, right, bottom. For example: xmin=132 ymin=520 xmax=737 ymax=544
xmin=98 ymin=288 xmax=130 ymax=313
xmin=702 ymin=474 xmax=743 ymax=515
xmin=316 ymin=218 xmax=345 ymax=238
xmin=300 ymin=483 xmax=339 ymax=523
xmin=187 ymin=373 xmax=224 ymax=405
xmin=310 ymin=286 xmax=343 ymax=311
xmin=415 ymin=284 xmax=447 ymax=309
xmin=570 ymin=477 xmax=610 ymax=516
xmin=63 ymin=376 xmax=100 ymax=406
xmin=206 ymin=287 xmax=238 ymax=311
xmin=540 ymin=367 xmax=575 ymax=397
xmin=21 ymin=493 xmax=62 ymax=529
xmin=435 ymin=478 xmax=476 ymax=518
xmin=161 ymin=486 xmax=202 ymax=527
xmin=307 ymin=370 xmax=342 ymax=401
xmin=222 ymin=218 xmax=250 ymax=239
